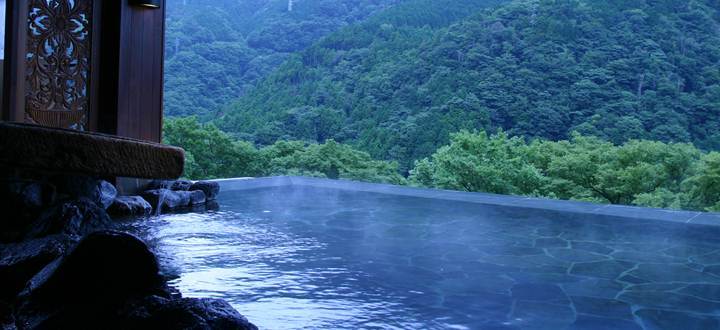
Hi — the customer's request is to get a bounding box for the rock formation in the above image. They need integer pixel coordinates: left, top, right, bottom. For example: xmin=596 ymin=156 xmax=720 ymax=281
xmin=0 ymin=173 xmax=256 ymax=329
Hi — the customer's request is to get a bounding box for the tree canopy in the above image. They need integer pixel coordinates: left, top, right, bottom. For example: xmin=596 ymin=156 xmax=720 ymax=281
xmin=164 ymin=0 xmax=404 ymax=118
xmin=164 ymin=117 xmax=405 ymax=184
xmin=163 ymin=0 xmax=720 ymax=213
xmin=165 ymin=117 xmax=720 ymax=212
xmin=217 ymin=0 xmax=720 ymax=172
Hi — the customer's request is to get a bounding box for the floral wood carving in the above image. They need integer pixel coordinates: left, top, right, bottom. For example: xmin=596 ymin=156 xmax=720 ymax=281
xmin=25 ymin=0 xmax=93 ymax=130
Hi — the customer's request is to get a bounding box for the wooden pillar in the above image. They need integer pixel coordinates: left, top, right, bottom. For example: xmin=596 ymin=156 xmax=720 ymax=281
xmin=98 ymin=0 xmax=166 ymax=143
xmin=98 ymin=0 xmax=168 ymax=193
xmin=1 ymin=0 xmax=26 ymax=123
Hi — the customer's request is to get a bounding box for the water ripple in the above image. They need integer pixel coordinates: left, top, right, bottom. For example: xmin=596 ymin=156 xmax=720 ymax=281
xmin=128 ymin=186 xmax=720 ymax=329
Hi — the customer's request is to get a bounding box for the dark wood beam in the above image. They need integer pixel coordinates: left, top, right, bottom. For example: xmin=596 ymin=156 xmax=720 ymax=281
xmin=98 ymin=0 xmax=166 ymax=143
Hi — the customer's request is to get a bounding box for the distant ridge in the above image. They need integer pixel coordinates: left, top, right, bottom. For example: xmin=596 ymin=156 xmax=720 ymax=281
xmin=218 ymin=0 xmax=720 ymax=171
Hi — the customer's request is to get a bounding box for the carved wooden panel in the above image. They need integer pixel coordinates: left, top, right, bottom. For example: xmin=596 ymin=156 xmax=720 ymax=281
xmin=25 ymin=0 xmax=94 ymax=130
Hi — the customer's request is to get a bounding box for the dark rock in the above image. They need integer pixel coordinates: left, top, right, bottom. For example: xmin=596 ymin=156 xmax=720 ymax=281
xmin=174 ymin=191 xmax=193 ymax=207
xmin=145 ymin=179 xmax=173 ymax=190
xmin=14 ymin=232 xmax=256 ymax=329
xmin=0 ymin=235 xmax=71 ymax=301
xmin=25 ymin=198 xmax=113 ymax=239
xmin=23 ymin=231 xmax=163 ymax=300
xmin=160 ymin=297 xmax=257 ymax=330
xmin=52 ymin=175 xmax=95 ymax=197
xmin=97 ymin=180 xmax=119 ymax=209
xmin=0 ymin=301 xmax=13 ymax=330
xmin=16 ymin=231 xmax=166 ymax=328
xmin=189 ymin=181 xmax=220 ymax=201
xmin=0 ymin=179 xmax=56 ymax=241
xmin=0 ymin=178 xmax=56 ymax=211
xmin=147 ymin=179 xmax=193 ymax=192
xmin=141 ymin=189 xmax=191 ymax=211
xmin=140 ymin=189 xmax=163 ymax=209
xmin=108 ymin=196 xmax=153 ymax=216
xmin=119 ymin=296 xmax=258 ymax=330
xmin=171 ymin=180 xmax=193 ymax=191
xmin=189 ymin=190 xmax=206 ymax=205
xmin=21 ymin=295 xmax=258 ymax=330
xmin=206 ymin=200 xmax=220 ymax=211
xmin=53 ymin=176 xmax=118 ymax=209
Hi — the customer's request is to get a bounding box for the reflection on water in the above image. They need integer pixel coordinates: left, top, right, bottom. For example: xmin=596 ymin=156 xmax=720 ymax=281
xmin=128 ymin=186 xmax=720 ymax=329
xmin=129 ymin=211 xmax=431 ymax=329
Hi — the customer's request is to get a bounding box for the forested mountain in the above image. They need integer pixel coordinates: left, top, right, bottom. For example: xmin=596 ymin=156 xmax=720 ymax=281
xmin=163 ymin=0 xmax=720 ymax=212
xmin=164 ymin=0 xmax=403 ymax=117
xmin=218 ymin=0 xmax=720 ymax=172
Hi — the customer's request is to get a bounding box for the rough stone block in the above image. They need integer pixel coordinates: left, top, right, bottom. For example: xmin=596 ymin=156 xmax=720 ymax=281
xmin=0 ymin=123 xmax=184 ymax=179
xmin=108 ymin=196 xmax=153 ymax=216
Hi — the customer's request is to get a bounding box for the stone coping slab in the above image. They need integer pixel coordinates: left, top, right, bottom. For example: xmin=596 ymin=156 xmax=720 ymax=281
xmin=214 ymin=176 xmax=720 ymax=226
xmin=0 ymin=122 xmax=184 ymax=179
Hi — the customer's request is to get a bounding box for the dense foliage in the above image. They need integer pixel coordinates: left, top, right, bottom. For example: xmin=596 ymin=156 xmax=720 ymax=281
xmin=164 ymin=117 xmax=405 ymax=183
xmin=164 ymin=0 xmax=403 ymax=118
xmin=410 ymin=131 xmax=720 ymax=211
xmin=165 ymin=117 xmax=720 ymax=211
xmin=218 ymin=0 xmax=720 ymax=172
xmin=163 ymin=0 xmax=720 ymax=212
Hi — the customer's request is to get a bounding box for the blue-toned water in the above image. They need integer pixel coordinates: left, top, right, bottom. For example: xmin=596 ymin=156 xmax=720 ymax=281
xmin=129 ymin=186 xmax=720 ymax=329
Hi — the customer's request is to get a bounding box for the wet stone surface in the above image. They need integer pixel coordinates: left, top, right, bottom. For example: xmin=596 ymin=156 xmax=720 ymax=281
xmin=128 ymin=185 xmax=720 ymax=330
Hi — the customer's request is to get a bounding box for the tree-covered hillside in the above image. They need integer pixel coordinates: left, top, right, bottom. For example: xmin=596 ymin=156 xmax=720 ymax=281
xmin=165 ymin=117 xmax=720 ymax=212
xmin=218 ymin=0 xmax=720 ymax=172
xmin=164 ymin=0 xmax=404 ymax=118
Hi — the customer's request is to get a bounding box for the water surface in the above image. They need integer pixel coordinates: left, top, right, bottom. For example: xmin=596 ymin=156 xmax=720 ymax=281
xmin=129 ymin=186 xmax=720 ymax=329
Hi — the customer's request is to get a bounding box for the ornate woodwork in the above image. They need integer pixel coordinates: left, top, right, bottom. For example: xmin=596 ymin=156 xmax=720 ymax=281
xmin=25 ymin=0 xmax=94 ymax=130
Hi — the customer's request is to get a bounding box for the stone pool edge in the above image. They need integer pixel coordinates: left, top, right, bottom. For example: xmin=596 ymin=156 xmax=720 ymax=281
xmin=212 ymin=176 xmax=720 ymax=227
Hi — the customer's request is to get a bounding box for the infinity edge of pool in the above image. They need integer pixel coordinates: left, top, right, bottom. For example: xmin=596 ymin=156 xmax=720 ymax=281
xmin=212 ymin=176 xmax=720 ymax=227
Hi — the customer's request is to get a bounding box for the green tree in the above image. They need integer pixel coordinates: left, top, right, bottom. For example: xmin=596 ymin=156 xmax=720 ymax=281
xmin=164 ymin=0 xmax=405 ymax=118
xmin=409 ymin=131 xmax=548 ymax=195
xmin=411 ymin=130 xmax=709 ymax=211
xmin=163 ymin=117 xmax=264 ymax=179
xmin=263 ymin=139 xmax=406 ymax=184
xmin=685 ymin=152 xmax=720 ymax=211
xmin=218 ymin=0 xmax=720 ymax=171
xmin=539 ymin=135 xmax=701 ymax=205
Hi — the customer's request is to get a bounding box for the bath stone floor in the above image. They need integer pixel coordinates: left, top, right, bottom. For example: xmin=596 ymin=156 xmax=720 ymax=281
xmin=130 ymin=185 xmax=720 ymax=329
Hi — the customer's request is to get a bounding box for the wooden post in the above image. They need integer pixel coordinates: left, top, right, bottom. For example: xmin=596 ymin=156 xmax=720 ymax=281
xmin=98 ymin=0 xmax=166 ymax=143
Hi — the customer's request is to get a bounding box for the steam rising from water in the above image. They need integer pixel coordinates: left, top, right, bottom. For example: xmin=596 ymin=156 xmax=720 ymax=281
xmin=128 ymin=185 xmax=720 ymax=329
xmin=134 ymin=211 xmax=431 ymax=329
